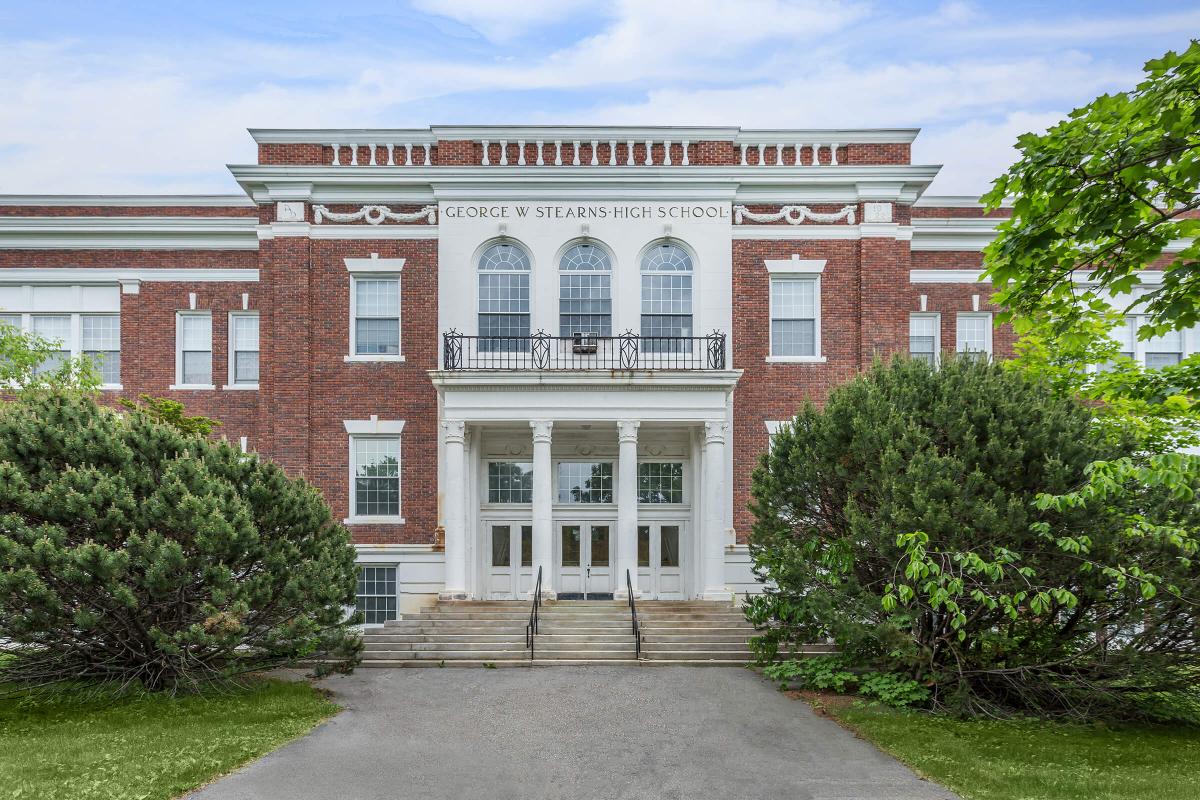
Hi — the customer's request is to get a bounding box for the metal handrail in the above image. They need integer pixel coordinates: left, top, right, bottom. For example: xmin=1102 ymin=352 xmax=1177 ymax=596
xmin=525 ymin=566 xmax=543 ymax=661
xmin=442 ymin=330 xmax=727 ymax=371
xmin=626 ymin=568 xmax=643 ymax=660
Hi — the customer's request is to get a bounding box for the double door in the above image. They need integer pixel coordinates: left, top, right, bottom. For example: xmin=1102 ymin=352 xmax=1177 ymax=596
xmin=484 ymin=522 xmax=533 ymax=599
xmin=557 ymin=522 xmax=613 ymax=599
xmin=637 ymin=522 xmax=684 ymax=599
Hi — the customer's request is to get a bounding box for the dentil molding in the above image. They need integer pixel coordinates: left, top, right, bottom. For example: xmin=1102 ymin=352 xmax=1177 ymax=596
xmin=313 ymin=204 xmax=437 ymax=225
xmin=733 ymin=204 xmax=856 ymax=225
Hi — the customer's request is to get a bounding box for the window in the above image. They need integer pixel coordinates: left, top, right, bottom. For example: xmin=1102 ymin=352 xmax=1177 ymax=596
xmin=765 ymin=421 xmax=788 ymax=452
xmin=229 ymin=313 xmax=259 ymax=386
xmin=357 ymin=566 xmax=397 ymax=625
xmin=81 ymin=315 xmax=121 ymax=384
xmin=637 ymin=462 xmax=684 ymax=504
xmin=488 ymin=462 xmax=533 ymax=503
xmin=640 ymin=242 xmax=693 ymax=352
xmin=770 ymin=276 xmax=819 ymax=357
xmin=956 ymin=313 xmax=992 ymax=361
xmin=909 ymin=314 xmax=939 ymax=366
xmin=478 ymin=241 xmax=531 ymax=352
xmin=1145 ymin=327 xmax=1183 ymax=368
xmin=557 ymin=461 xmax=613 ymax=503
xmin=637 ymin=525 xmax=651 ymax=567
xmin=31 ymin=315 xmax=71 ymax=375
xmin=352 ymin=436 xmax=401 ymax=519
xmin=352 ymin=277 xmax=400 ymax=356
xmin=559 ymin=242 xmax=612 ymax=337
xmin=0 ymin=285 xmax=121 ymax=387
xmin=176 ymin=312 xmax=213 ymax=387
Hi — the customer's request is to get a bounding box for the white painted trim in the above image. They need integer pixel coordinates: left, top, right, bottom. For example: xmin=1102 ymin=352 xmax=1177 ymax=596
xmin=250 ymin=126 xmax=919 ymax=145
xmin=732 ymin=225 xmax=915 ymax=241
xmin=0 ymin=268 xmax=258 ymax=284
xmin=0 ymin=195 xmax=253 ymax=207
xmin=910 ymin=270 xmax=989 ymax=284
xmin=344 ymin=256 xmax=406 ymax=273
xmin=348 ymin=273 xmax=403 ymax=361
xmin=344 ymin=418 xmax=407 ymax=435
xmin=764 ymin=256 xmax=826 ymax=274
xmin=956 ymin=312 xmax=994 ymax=358
xmin=0 ymin=217 xmax=258 ymax=250
xmin=765 ymin=355 xmax=828 ymax=363
xmin=768 ymin=272 xmax=822 ymax=360
xmin=175 ymin=310 xmax=213 ymax=389
xmin=221 ymin=383 xmax=259 ymax=391
xmin=913 ymin=195 xmax=990 ymax=208
xmin=168 ymin=384 xmax=216 ymax=391
xmin=345 ymin=517 xmax=407 ymax=526
xmin=311 ymin=226 xmax=438 ymax=240
xmin=344 ymin=354 xmax=407 ymax=363
xmin=909 ymin=312 xmax=941 ymax=366
xmin=227 ymin=310 xmax=260 ymax=389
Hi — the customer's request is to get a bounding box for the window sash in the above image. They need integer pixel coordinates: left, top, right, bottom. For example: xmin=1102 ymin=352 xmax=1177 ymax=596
xmin=559 ymin=273 xmax=612 ymax=336
xmin=557 ymin=462 xmax=613 ymax=504
xmin=177 ymin=313 xmax=213 ymax=385
xmin=356 ymin=566 xmax=397 ymax=624
xmin=769 ymin=277 xmax=819 ymax=357
xmin=488 ymin=462 xmax=533 ymax=503
xmin=8 ymin=313 xmax=120 ymax=384
xmin=353 ymin=437 xmax=401 ymax=518
xmin=956 ymin=314 xmax=992 ymax=358
xmin=353 ymin=279 xmax=400 ymax=356
xmin=231 ymin=314 xmax=260 ymax=384
xmin=909 ymin=314 xmax=938 ymax=365
xmin=637 ymin=462 xmax=684 ymax=504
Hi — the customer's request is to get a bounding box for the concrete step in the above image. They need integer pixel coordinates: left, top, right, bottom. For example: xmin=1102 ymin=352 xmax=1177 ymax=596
xmin=642 ymin=651 xmax=753 ymax=661
xmin=638 ymin=640 xmax=751 ymax=651
xmin=358 ymin=659 xmax=645 ymax=668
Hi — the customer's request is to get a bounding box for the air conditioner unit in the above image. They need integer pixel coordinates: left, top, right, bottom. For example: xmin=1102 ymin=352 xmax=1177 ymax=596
xmin=572 ymin=331 xmax=598 ymax=354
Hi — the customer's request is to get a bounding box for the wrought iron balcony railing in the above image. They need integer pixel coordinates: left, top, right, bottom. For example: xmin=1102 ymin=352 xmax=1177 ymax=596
xmin=442 ymin=331 xmax=727 ymax=371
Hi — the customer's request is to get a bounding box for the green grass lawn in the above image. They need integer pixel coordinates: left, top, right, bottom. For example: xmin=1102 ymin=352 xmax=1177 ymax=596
xmin=821 ymin=698 xmax=1200 ymax=800
xmin=0 ymin=677 xmax=338 ymax=800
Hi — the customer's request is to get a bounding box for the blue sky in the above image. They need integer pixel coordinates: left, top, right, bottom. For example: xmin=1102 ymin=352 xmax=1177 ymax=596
xmin=0 ymin=1 xmax=1195 ymax=195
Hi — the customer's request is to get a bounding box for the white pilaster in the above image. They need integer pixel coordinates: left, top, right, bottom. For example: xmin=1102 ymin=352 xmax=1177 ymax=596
xmin=531 ymin=420 xmax=556 ymax=598
xmin=440 ymin=420 xmax=468 ymax=599
xmin=614 ymin=420 xmax=640 ymax=599
xmin=701 ymin=421 xmax=731 ymax=600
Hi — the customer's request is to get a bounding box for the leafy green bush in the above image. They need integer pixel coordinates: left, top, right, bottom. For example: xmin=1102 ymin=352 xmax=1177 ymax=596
xmin=746 ymin=357 xmax=1200 ymax=720
xmin=0 ymin=393 xmax=361 ymax=692
xmin=762 ymin=656 xmax=930 ymax=709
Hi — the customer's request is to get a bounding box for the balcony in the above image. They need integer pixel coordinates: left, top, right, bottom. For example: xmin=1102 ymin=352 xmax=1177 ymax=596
xmin=442 ymin=331 xmax=727 ymax=371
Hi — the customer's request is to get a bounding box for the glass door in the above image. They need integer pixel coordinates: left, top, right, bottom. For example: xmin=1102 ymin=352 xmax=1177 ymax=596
xmin=636 ymin=522 xmax=685 ymax=599
xmin=485 ymin=522 xmax=532 ymax=599
xmin=557 ymin=522 xmax=614 ymax=599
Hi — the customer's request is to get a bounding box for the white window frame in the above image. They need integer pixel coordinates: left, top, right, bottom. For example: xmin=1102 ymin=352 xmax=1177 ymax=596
xmin=225 ymin=311 xmax=260 ymax=390
xmin=1 ymin=311 xmax=122 ymax=390
xmin=173 ymin=310 xmax=214 ymax=390
xmin=955 ymin=312 xmax=993 ymax=361
xmin=1091 ymin=314 xmax=1196 ymax=371
xmin=356 ymin=563 xmax=399 ymax=626
xmin=345 ymin=256 xmax=405 ymax=363
xmin=765 ymin=420 xmax=788 ymax=452
xmin=765 ymin=257 xmax=826 ymax=363
xmin=344 ymin=418 xmax=406 ymax=525
xmin=909 ymin=312 xmax=941 ymax=367
xmin=635 ymin=460 xmax=687 ymax=505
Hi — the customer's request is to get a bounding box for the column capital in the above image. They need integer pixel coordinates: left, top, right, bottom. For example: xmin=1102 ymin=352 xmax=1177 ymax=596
xmin=530 ymin=419 xmax=554 ymax=443
xmin=703 ymin=420 xmax=728 ymax=445
xmin=617 ymin=419 xmax=640 ymax=444
xmin=442 ymin=419 xmax=466 ymax=443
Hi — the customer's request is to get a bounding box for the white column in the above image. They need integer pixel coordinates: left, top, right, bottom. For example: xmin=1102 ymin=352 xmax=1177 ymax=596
xmin=614 ymin=420 xmax=640 ymax=599
xmin=440 ymin=420 xmax=468 ymax=599
xmin=701 ymin=421 xmax=730 ymax=600
xmin=530 ymin=420 xmax=555 ymax=598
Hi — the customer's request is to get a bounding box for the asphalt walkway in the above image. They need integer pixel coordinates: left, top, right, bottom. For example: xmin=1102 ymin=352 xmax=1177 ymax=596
xmin=188 ymin=666 xmax=957 ymax=800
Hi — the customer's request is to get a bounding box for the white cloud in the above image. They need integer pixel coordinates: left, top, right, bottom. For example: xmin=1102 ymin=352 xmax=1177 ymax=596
xmin=409 ymin=0 xmax=602 ymax=43
xmin=0 ymin=3 xmax=1181 ymax=194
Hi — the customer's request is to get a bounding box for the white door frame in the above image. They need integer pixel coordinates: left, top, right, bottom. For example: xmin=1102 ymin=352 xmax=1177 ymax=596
xmin=555 ymin=519 xmax=615 ymax=598
xmin=636 ymin=520 xmax=687 ymax=599
xmin=482 ymin=520 xmax=533 ymax=599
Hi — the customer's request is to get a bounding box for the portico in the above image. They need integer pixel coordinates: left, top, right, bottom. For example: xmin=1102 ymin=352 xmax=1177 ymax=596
xmin=432 ymin=369 xmax=740 ymax=601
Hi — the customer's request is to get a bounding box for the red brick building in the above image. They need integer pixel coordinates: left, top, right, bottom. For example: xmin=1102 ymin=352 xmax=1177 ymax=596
xmin=0 ymin=125 xmax=1015 ymax=621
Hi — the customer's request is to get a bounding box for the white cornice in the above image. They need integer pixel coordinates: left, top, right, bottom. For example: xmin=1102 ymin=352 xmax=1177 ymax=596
xmin=0 ymin=268 xmax=259 ymax=283
xmin=249 ymin=126 xmax=919 ymax=144
xmin=0 ymin=195 xmax=253 ymax=207
xmin=732 ymin=225 xmax=916 ymax=241
xmin=910 ymin=269 xmax=989 ymax=284
xmin=914 ymin=195 xmax=990 ymax=208
xmin=344 ymin=418 xmax=406 ymax=435
xmin=256 ymin=223 xmax=439 ymax=240
xmin=910 ymin=217 xmax=1000 ymax=251
xmin=0 ymin=217 xmax=258 ymax=250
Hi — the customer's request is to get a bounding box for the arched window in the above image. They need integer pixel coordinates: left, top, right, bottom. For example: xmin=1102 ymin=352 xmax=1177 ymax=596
xmin=478 ymin=241 xmax=531 ymax=352
xmin=640 ymin=242 xmax=693 ymax=352
xmin=559 ymin=242 xmax=612 ymax=337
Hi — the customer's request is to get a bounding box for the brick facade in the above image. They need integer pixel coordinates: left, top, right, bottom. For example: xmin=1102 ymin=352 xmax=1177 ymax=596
xmin=0 ymin=126 xmax=1011 ymax=558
